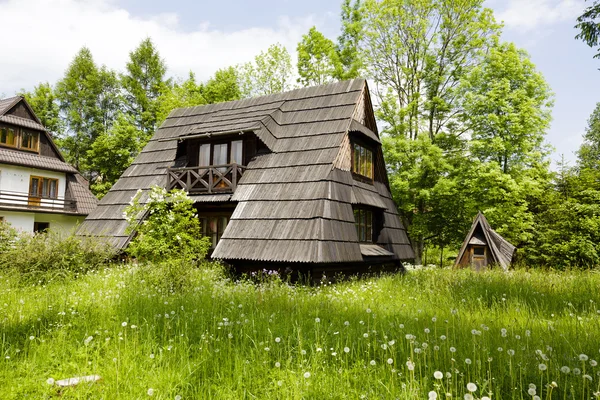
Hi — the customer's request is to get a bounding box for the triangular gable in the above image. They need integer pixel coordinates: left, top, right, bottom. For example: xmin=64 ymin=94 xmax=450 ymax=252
xmin=351 ymin=82 xmax=378 ymax=135
xmin=1 ymin=96 xmax=43 ymax=125
xmin=454 ymin=212 xmax=515 ymax=271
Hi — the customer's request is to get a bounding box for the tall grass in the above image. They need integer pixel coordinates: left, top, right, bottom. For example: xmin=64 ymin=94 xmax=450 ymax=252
xmin=1 ymin=265 xmax=599 ymax=399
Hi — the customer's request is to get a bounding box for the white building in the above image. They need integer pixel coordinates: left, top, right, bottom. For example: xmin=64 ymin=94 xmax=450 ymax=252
xmin=0 ymin=96 xmax=97 ymax=233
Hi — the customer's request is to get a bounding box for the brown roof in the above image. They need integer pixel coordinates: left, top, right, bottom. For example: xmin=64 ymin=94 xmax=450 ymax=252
xmin=78 ymin=79 xmax=414 ymax=262
xmin=0 ymin=96 xmax=21 ymax=115
xmin=455 ymin=212 xmax=516 ymax=270
xmin=0 ymin=147 xmax=77 ymax=173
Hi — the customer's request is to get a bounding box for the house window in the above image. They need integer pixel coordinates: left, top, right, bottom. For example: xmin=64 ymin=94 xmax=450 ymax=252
xmin=21 ymin=130 xmax=39 ymax=151
xmin=198 ymin=140 xmax=244 ymax=167
xmin=29 ymin=176 xmax=58 ymax=199
xmin=354 ymin=208 xmax=373 ymax=242
xmin=200 ymin=216 xmax=229 ymax=248
xmin=473 ymin=246 xmax=485 ymax=256
xmin=352 ymin=142 xmax=373 ymax=179
xmin=34 ymin=222 xmax=50 ymax=233
xmin=0 ymin=126 xmax=17 ymax=147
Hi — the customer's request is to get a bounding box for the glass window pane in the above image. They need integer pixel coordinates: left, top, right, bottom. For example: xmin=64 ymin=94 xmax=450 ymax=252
xmin=213 ymin=144 xmax=227 ymax=166
xmin=353 ymin=145 xmax=360 ymax=174
xmin=366 ymin=150 xmax=373 ymax=178
xmin=199 ymin=144 xmax=211 ymax=166
xmin=366 ymin=210 xmax=372 ymax=242
xmin=42 ymin=179 xmax=49 ymax=197
xmin=29 ymin=178 xmax=39 ymax=196
xmin=230 ymin=140 xmax=243 ymax=165
xmin=49 ymin=180 xmax=57 ymax=198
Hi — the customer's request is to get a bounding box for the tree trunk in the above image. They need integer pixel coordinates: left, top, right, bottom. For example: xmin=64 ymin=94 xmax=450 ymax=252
xmin=412 ymin=238 xmax=424 ymax=265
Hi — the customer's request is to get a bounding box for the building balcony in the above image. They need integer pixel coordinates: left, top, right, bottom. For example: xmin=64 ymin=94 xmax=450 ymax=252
xmin=0 ymin=190 xmax=77 ymax=212
xmin=167 ymin=163 xmax=246 ymax=194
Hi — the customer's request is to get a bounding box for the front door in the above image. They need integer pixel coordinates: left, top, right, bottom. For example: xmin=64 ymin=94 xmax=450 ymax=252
xmin=28 ymin=177 xmax=41 ymax=207
xmin=471 ymin=246 xmax=487 ymax=271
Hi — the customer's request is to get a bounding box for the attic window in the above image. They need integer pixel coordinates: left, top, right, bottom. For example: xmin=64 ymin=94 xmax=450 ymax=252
xmin=0 ymin=126 xmax=17 ymax=147
xmin=21 ymin=130 xmax=39 ymax=152
xmin=352 ymin=142 xmax=373 ymax=179
xmin=199 ymin=139 xmax=243 ymax=167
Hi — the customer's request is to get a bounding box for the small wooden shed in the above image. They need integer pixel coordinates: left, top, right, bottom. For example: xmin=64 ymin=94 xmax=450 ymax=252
xmin=454 ymin=212 xmax=515 ymax=271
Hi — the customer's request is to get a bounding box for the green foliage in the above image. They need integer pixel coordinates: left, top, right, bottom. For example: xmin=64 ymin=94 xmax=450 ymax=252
xmin=203 ymin=66 xmax=242 ymax=104
xmin=575 ymin=0 xmax=600 ymax=58
xmin=362 ymin=0 xmax=500 ymax=140
xmin=462 ymin=42 xmax=553 ymax=174
xmin=124 ymin=186 xmax=210 ymax=263
xmin=578 ymin=102 xmax=600 ymax=170
xmin=0 ymin=229 xmax=115 ymax=283
xmin=18 ymin=82 xmax=63 ymax=136
xmin=297 ymin=27 xmax=340 ymax=86
xmin=335 ymin=0 xmax=364 ymax=80
xmin=155 ymin=72 xmax=206 ymax=126
xmin=2 ymin=267 xmax=600 ymax=398
xmin=238 ymin=43 xmax=293 ymax=97
xmin=87 ymin=114 xmax=144 ymax=198
xmin=55 ymin=47 xmax=121 ymax=174
xmin=121 ymin=38 xmax=169 ymax=139
xmin=0 ymin=220 xmax=18 ymax=253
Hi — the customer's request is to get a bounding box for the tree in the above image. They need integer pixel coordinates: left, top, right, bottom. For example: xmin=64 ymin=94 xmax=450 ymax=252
xmin=156 ymin=72 xmax=206 ymax=126
xmin=55 ymin=47 xmax=120 ymax=174
xmin=335 ymin=0 xmax=364 ymax=80
xmin=297 ymin=27 xmax=340 ymax=87
xmin=121 ymin=38 xmax=169 ymax=139
xmin=578 ymin=102 xmax=600 ymax=170
xmin=362 ymin=0 xmax=500 ymax=140
xmin=575 ymin=0 xmax=600 ymax=58
xmin=19 ymin=83 xmax=62 ymax=136
xmin=87 ymin=115 xmax=144 ymax=198
xmin=462 ymin=42 xmax=553 ymax=175
xmin=203 ymin=66 xmax=242 ymax=104
xmin=238 ymin=43 xmax=293 ymax=97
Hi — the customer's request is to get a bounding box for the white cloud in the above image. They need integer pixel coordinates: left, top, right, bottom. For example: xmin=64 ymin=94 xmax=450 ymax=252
xmin=495 ymin=0 xmax=585 ymax=32
xmin=0 ymin=0 xmax=316 ymax=95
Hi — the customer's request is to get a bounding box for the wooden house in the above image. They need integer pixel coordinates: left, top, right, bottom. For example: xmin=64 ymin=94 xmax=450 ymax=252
xmin=454 ymin=212 xmax=515 ymax=271
xmin=78 ymin=79 xmax=414 ymax=275
xmin=0 ymin=96 xmax=97 ymax=233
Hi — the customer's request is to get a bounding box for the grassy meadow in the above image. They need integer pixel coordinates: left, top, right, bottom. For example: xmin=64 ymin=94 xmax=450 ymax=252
xmin=1 ymin=264 xmax=600 ymax=399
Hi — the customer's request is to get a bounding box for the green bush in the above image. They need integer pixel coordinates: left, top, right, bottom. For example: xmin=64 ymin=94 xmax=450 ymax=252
xmin=124 ymin=186 xmax=210 ymax=264
xmin=0 ymin=220 xmax=18 ymax=253
xmin=0 ymin=228 xmax=116 ymax=282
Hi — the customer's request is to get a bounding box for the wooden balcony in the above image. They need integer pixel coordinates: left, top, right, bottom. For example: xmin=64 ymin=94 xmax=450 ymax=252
xmin=0 ymin=191 xmax=77 ymax=212
xmin=167 ymin=163 xmax=246 ymax=194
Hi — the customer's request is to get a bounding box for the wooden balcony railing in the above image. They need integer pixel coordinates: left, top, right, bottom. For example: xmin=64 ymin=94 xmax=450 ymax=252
xmin=167 ymin=163 xmax=246 ymax=194
xmin=0 ymin=191 xmax=77 ymax=212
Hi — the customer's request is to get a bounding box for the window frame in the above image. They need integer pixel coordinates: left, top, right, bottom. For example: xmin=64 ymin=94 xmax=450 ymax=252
xmin=353 ymin=207 xmax=374 ymax=243
xmin=199 ymin=214 xmax=230 ymax=248
xmin=0 ymin=125 xmax=18 ymax=148
xmin=20 ymin=130 xmax=40 ymax=152
xmin=351 ymin=141 xmax=374 ymax=182
xmin=198 ymin=138 xmax=244 ymax=167
xmin=29 ymin=176 xmax=59 ymax=199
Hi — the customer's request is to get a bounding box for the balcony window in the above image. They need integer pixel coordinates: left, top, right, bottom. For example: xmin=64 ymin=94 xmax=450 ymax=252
xmin=29 ymin=176 xmax=58 ymax=199
xmin=352 ymin=142 xmax=373 ymax=179
xmin=21 ymin=130 xmax=39 ymax=152
xmin=198 ymin=140 xmax=244 ymax=167
xmin=0 ymin=126 xmax=17 ymax=147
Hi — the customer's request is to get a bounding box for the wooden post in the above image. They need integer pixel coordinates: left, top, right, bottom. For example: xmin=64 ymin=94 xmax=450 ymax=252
xmin=232 ymin=163 xmax=237 ymax=191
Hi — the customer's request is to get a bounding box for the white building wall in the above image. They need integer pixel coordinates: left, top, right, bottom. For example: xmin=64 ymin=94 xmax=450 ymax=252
xmin=0 ymin=210 xmax=34 ymax=232
xmin=0 ymin=163 xmax=82 ymax=235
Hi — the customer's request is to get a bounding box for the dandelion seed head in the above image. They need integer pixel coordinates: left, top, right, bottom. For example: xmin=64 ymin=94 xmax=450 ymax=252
xmin=147 ymin=388 xmax=154 ymax=396
xmin=370 ymin=360 xmax=376 ymax=366
xmin=275 ymin=362 xmax=281 ymax=368
xmin=275 ymin=337 xmax=281 ymax=343
xmin=429 ymin=391 xmax=437 ymax=399
xmin=467 ymin=382 xmax=477 ymax=392
xmin=344 ymin=347 xmax=350 ymax=353
xmin=434 ymin=371 xmax=443 ymax=379
xmin=538 ymin=363 xmax=547 ymax=371
xmin=387 ymin=358 xmax=393 ymax=365
xmin=450 ymin=347 xmax=456 ymax=353
xmin=303 ymin=372 xmax=311 ymax=378
xmin=314 ymin=317 xmax=320 ymax=323
xmin=46 ymin=378 xmax=55 ymax=385
xmin=528 ymin=388 xmax=536 ymax=396
xmin=175 ymin=396 xmax=182 ymax=400
xmin=29 ymin=336 xmax=35 ymax=341
xmin=580 ymin=354 xmax=589 ymax=361
xmin=121 ymin=322 xmax=127 ymax=327
xmin=464 ymin=394 xmax=473 ymax=400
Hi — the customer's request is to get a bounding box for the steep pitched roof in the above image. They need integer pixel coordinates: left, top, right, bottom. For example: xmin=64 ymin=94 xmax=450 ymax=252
xmin=78 ymin=79 xmax=413 ymax=262
xmin=455 ymin=212 xmax=516 ymax=270
xmin=0 ymin=96 xmax=98 ymax=216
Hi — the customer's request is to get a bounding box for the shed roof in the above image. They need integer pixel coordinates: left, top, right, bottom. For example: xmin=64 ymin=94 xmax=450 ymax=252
xmin=78 ymin=79 xmax=413 ymax=262
xmin=455 ymin=212 xmax=516 ymax=270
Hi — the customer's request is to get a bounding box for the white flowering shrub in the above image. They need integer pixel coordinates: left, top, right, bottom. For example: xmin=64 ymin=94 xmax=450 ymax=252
xmin=124 ymin=186 xmax=210 ymax=264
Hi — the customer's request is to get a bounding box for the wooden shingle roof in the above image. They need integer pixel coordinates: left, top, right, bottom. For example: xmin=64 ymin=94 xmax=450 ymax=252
xmin=455 ymin=212 xmax=516 ymax=270
xmin=78 ymin=79 xmax=413 ymax=262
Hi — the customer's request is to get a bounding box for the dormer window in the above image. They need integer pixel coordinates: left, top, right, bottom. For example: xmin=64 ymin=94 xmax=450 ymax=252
xmin=21 ymin=130 xmax=39 ymax=152
xmin=352 ymin=142 xmax=373 ymax=180
xmin=0 ymin=126 xmax=17 ymax=147
xmin=0 ymin=125 xmax=39 ymax=152
xmin=199 ymin=139 xmax=243 ymax=167
xmin=354 ymin=208 xmax=373 ymax=242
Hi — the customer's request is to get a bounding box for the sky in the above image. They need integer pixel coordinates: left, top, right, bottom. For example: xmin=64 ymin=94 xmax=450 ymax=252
xmin=0 ymin=0 xmax=598 ymax=167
